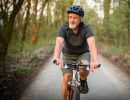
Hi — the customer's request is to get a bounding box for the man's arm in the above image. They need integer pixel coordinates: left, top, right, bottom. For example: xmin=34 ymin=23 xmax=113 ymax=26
xmin=54 ymin=37 xmax=64 ymax=59
xmin=53 ymin=37 xmax=64 ymax=67
xmin=87 ymin=36 xmax=99 ymax=71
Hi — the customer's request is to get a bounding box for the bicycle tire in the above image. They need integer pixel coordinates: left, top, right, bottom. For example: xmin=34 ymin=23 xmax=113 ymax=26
xmin=72 ymin=86 xmax=80 ymax=100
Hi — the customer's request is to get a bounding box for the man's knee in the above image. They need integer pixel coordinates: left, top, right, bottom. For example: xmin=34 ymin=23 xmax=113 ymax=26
xmin=80 ymin=60 xmax=89 ymax=74
xmin=63 ymin=73 xmax=72 ymax=84
xmin=80 ymin=70 xmax=89 ymax=76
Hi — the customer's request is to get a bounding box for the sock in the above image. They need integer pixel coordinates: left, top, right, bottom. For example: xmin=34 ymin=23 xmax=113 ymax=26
xmin=80 ymin=78 xmax=86 ymax=83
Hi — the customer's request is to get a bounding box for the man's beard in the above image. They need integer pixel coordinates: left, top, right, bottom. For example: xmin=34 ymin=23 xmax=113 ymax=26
xmin=69 ymin=23 xmax=77 ymax=29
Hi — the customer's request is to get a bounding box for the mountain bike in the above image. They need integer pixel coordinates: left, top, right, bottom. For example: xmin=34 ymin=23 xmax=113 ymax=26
xmin=53 ymin=60 xmax=101 ymax=100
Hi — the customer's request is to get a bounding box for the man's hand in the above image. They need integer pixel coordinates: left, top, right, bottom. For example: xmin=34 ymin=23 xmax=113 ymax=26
xmin=53 ymin=58 xmax=64 ymax=68
xmin=90 ymin=61 xmax=99 ymax=72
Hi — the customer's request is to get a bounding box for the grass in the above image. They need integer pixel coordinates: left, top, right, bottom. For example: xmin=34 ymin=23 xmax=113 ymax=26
xmin=7 ymin=34 xmax=55 ymax=58
xmin=108 ymin=46 xmax=125 ymax=55
xmin=4 ymin=25 xmax=56 ymax=81
xmin=23 ymin=36 xmax=55 ymax=52
xmin=14 ymin=65 xmax=32 ymax=74
xmin=7 ymin=23 xmax=57 ymax=58
xmin=97 ymin=41 xmax=127 ymax=56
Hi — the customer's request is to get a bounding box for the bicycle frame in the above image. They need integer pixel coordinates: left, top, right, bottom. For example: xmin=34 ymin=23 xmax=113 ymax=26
xmin=70 ymin=69 xmax=80 ymax=86
xmin=68 ymin=70 xmax=80 ymax=100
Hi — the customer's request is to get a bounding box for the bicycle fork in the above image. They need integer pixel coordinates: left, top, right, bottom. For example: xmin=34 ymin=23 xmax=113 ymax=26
xmin=72 ymin=70 xmax=80 ymax=86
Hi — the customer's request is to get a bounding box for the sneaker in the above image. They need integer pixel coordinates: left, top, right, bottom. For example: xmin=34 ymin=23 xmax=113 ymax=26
xmin=80 ymin=80 xmax=89 ymax=94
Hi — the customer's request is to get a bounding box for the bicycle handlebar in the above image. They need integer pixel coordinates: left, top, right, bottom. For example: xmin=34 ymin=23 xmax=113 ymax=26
xmin=64 ymin=63 xmax=101 ymax=70
xmin=53 ymin=59 xmax=101 ymax=70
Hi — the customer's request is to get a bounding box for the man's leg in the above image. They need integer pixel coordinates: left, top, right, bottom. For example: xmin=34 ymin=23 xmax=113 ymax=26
xmin=79 ymin=68 xmax=89 ymax=80
xmin=79 ymin=60 xmax=89 ymax=80
xmin=61 ymin=54 xmax=78 ymax=99
xmin=79 ymin=60 xmax=89 ymax=94
xmin=61 ymin=73 xmax=72 ymax=100
xmin=78 ymin=52 xmax=91 ymax=94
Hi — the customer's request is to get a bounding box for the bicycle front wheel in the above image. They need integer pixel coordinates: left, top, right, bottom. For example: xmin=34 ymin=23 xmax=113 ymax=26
xmin=72 ymin=86 xmax=80 ymax=100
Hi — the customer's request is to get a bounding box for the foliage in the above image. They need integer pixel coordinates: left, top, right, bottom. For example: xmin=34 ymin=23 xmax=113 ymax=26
xmin=5 ymin=0 xmax=74 ymax=58
xmin=92 ymin=0 xmax=130 ymax=49
xmin=14 ymin=65 xmax=32 ymax=74
xmin=84 ymin=8 xmax=101 ymax=37
xmin=1 ymin=0 xmax=130 ymax=72
xmin=108 ymin=1 xmax=129 ymax=47
xmin=108 ymin=46 xmax=125 ymax=55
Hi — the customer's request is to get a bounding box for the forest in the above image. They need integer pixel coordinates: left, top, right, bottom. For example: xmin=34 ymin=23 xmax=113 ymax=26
xmin=0 ymin=0 xmax=130 ymax=100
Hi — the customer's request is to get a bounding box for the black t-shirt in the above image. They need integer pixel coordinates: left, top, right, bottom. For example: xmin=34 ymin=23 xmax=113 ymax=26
xmin=57 ymin=22 xmax=94 ymax=55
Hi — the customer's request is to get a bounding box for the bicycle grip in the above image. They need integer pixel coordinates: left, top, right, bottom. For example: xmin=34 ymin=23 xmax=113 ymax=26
xmin=95 ymin=64 xmax=101 ymax=69
xmin=53 ymin=59 xmax=57 ymax=64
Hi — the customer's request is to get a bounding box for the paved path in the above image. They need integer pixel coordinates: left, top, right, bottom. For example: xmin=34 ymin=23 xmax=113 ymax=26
xmin=20 ymin=55 xmax=130 ymax=100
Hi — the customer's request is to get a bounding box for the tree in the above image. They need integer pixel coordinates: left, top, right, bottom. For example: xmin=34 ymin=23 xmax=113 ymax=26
xmin=22 ymin=0 xmax=31 ymax=42
xmin=0 ymin=0 xmax=24 ymax=60
xmin=127 ymin=0 xmax=130 ymax=47
xmin=20 ymin=0 xmax=31 ymax=50
xmin=32 ymin=0 xmax=38 ymax=44
xmin=39 ymin=0 xmax=49 ymax=24
xmin=103 ymin=0 xmax=111 ymax=39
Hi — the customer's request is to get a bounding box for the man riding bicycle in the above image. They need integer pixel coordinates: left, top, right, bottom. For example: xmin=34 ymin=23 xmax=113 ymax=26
xmin=53 ymin=5 xmax=99 ymax=100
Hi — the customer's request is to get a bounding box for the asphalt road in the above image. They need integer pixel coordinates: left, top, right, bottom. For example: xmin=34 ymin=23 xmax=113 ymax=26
xmin=20 ymin=55 xmax=130 ymax=100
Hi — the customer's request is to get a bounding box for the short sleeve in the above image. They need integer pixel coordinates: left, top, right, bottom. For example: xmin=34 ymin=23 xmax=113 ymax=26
xmin=57 ymin=26 xmax=65 ymax=38
xmin=86 ymin=25 xmax=94 ymax=39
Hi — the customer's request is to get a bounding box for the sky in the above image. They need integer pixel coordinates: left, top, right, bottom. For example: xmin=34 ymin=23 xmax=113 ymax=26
xmin=86 ymin=0 xmax=104 ymax=18
xmin=86 ymin=0 xmax=96 ymax=8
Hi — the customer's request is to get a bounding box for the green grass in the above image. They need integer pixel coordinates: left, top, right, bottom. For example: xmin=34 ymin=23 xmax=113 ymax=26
xmin=7 ymin=35 xmax=55 ymax=58
xmin=108 ymin=46 xmax=125 ymax=54
xmin=12 ymin=65 xmax=32 ymax=81
xmin=14 ymin=65 xmax=32 ymax=74
xmin=23 ymin=36 xmax=55 ymax=52
xmin=97 ymin=41 xmax=127 ymax=56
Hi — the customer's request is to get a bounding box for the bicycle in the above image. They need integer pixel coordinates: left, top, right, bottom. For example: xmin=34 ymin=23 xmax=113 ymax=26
xmin=53 ymin=60 xmax=101 ymax=100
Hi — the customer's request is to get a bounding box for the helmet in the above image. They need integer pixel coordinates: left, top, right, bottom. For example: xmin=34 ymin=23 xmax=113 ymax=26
xmin=67 ymin=5 xmax=84 ymax=17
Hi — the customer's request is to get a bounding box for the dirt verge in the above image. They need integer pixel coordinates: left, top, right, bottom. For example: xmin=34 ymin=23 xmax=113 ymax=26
xmin=0 ymin=49 xmax=53 ymax=100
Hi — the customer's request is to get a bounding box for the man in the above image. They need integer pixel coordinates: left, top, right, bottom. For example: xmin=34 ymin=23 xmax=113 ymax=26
xmin=53 ymin=5 xmax=99 ymax=100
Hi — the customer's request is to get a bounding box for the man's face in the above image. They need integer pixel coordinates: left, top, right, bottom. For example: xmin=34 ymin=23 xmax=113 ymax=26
xmin=68 ymin=13 xmax=82 ymax=29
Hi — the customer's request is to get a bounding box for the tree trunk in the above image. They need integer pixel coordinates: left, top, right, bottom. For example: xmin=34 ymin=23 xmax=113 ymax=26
xmin=103 ymin=0 xmax=111 ymax=38
xmin=39 ymin=0 xmax=48 ymax=21
xmin=61 ymin=0 xmax=65 ymax=24
xmin=46 ymin=1 xmax=51 ymax=25
xmin=22 ymin=0 xmax=31 ymax=41
xmin=128 ymin=0 xmax=130 ymax=47
xmin=0 ymin=0 xmax=24 ymax=60
xmin=32 ymin=0 xmax=38 ymax=44
xmin=21 ymin=0 xmax=31 ymax=50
